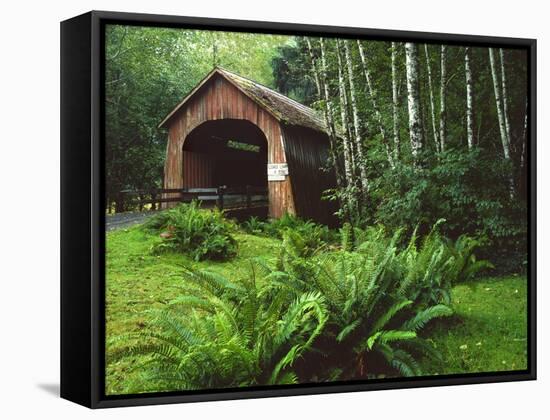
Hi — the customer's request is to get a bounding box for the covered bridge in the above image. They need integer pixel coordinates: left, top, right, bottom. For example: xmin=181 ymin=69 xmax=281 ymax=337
xmin=159 ymin=67 xmax=336 ymax=224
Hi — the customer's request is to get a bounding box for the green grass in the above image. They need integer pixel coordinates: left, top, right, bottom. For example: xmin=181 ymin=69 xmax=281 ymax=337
xmin=421 ymin=275 xmax=528 ymax=374
xmin=105 ymin=223 xmax=528 ymax=394
xmin=105 ymin=224 xmax=280 ymax=395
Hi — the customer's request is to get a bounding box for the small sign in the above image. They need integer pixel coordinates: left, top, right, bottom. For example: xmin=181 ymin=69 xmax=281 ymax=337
xmin=267 ymin=163 xmax=288 ymax=181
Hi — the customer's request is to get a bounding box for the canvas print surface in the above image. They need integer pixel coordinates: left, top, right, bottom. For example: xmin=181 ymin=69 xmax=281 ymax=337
xmin=104 ymin=24 xmax=529 ymax=396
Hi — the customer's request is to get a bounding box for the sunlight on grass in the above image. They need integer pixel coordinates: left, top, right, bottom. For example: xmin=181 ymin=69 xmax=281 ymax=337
xmin=421 ymin=275 xmax=527 ymax=374
xmin=105 ymin=224 xmax=528 ymax=394
xmin=105 ymin=224 xmax=281 ymax=394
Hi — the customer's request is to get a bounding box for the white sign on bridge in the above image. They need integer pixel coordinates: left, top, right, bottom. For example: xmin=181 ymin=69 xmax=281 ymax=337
xmin=267 ymin=163 xmax=289 ymax=181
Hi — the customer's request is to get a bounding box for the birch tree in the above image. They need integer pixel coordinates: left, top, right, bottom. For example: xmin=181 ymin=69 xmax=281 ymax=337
xmin=344 ymin=40 xmax=369 ymax=191
xmin=499 ymin=49 xmax=512 ymax=147
xmin=424 ymin=44 xmax=439 ymax=152
xmin=306 ymin=37 xmax=344 ymax=189
xmin=391 ymin=42 xmax=400 ymax=161
xmin=464 ymin=46 xmax=475 ymax=149
xmin=520 ymin=97 xmax=528 ymax=171
xmin=489 ymin=47 xmax=515 ymax=198
xmin=336 ymin=39 xmax=355 ymax=185
xmin=439 ymin=45 xmax=448 ymax=152
xmin=305 ymin=37 xmax=322 ymax=98
xmin=405 ymin=42 xmax=424 ymax=163
xmin=489 ymin=48 xmax=511 ymax=160
xmin=357 ymin=40 xmax=395 ymax=168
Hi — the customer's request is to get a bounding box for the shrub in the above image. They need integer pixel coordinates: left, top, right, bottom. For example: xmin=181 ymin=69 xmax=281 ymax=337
xmin=396 ymin=221 xmax=492 ymax=307
xmin=242 ymin=213 xmax=335 ymax=249
xmin=241 ymin=216 xmax=265 ymax=235
xmin=109 ymin=264 xmax=327 ymax=392
xmin=144 ymin=202 xmax=237 ymax=261
xmin=372 ymin=149 xmax=527 ymax=273
xmin=269 ymin=227 xmax=454 ymax=379
xmin=271 ymin=222 xmax=488 ymax=378
xmin=115 ymin=220 xmax=488 ymax=386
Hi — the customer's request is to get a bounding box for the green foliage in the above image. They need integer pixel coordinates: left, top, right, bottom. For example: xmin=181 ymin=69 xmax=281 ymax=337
xmin=105 ymin=25 xmax=291 ymax=211
xmin=396 ymin=221 xmax=492 ymax=307
xmin=272 ymin=38 xmax=318 ymax=104
xmin=111 ymin=263 xmax=327 ymax=392
xmin=420 ymin=275 xmax=528 ymax=375
xmin=105 ymin=222 xmax=526 ymax=394
xmin=271 ymin=226 xmax=458 ymax=378
xmin=145 ymin=202 xmax=237 ymax=261
xmin=373 ymin=149 xmax=526 ymax=272
xmin=242 ymin=213 xmax=335 ymax=250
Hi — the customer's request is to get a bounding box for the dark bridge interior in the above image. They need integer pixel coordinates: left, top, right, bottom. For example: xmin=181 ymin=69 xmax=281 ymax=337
xmin=182 ymin=119 xmax=268 ymax=189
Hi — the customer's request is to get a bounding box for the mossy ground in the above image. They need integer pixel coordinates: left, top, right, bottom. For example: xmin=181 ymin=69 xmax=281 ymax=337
xmin=105 ymin=224 xmax=528 ymax=395
xmin=422 ymin=275 xmax=527 ymax=375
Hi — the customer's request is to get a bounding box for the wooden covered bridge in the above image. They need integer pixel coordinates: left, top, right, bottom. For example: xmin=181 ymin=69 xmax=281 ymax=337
xmin=159 ymin=67 xmax=336 ymax=224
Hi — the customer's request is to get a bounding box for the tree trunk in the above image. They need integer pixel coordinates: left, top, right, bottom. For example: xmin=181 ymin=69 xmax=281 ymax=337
xmin=305 ymin=37 xmax=322 ymax=98
xmin=405 ymin=43 xmax=424 ymax=163
xmin=344 ymin=40 xmax=369 ymax=191
xmin=439 ymin=45 xmax=447 ymax=152
xmin=336 ymin=40 xmax=355 ymax=185
xmin=489 ymin=48 xmax=515 ymax=198
xmin=465 ymin=46 xmax=475 ymax=150
xmin=357 ymin=40 xmax=394 ymax=168
xmin=520 ymin=97 xmax=528 ymax=171
xmin=391 ymin=42 xmax=400 ymax=161
xmin=489 ymin=48 xmax=511 ymax=160
xmin=305 ymin=37 xmax=344 ymax=193
xmin=499 ymin=49 xmax=512 ymax=148
xmin=424 ymin=44 xmax=439 ymax=152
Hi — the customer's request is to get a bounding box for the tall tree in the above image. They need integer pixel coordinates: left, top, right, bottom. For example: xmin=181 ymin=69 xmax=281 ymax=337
xmin=489 ymin=47 xmax=515 ymax=198
xmin=424 ymin=44 xmax=439 ymax=152
xmin=306 ymin=37 xmax=344 ymax=188
xmin=357 ymin=40 xmax=394 ymax=168
xmin=520 ymin=97 xmax=528 ymax=171
xmin=405 ymin=43 xmax=424 ymax=163
xmin=439 ymin=45 xmax=448 ymax=152
xmin=464 ymin=46 xmax=475 ymax=149
xmin=305 ymin=38 xmax=322 ymax=98
xmin=489 ymin=48 xmax=511 ymax=160
xmin=344 ymin=40 xmax=369 ymax=191
xmin=391 ymin=42 xmax=401 ymax=161
xmin=336 ymin=40 xmax=355 ymax=185
xmin=499 ymin=49 xmax=512 ymax=148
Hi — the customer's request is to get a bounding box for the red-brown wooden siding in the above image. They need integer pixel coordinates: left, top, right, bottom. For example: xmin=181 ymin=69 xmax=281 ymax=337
xmin=281 ymin=125 xmax=337 ymax=225
xmin=164 ymin=74 xmax=294 ymax=218
xmin=182 ymin=151 xmax=214 ymax=188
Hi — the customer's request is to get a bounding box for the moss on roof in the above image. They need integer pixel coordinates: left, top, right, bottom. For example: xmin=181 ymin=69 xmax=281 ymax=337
xmin=159 ymin=67 xmax=328 ymax=134
xmin=217 ymin=68 xmax=327 ymax=133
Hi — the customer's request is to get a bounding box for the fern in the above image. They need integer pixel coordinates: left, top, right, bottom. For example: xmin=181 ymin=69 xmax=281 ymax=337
xmin=402 ymin=304 xmax=454 ymax=332
xmin=112 ymin=262 xmax=328 ymax=392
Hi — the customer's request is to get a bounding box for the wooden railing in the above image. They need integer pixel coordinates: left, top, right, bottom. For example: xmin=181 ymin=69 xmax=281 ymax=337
xmin=117 ymin=186 xmax=268 ymax=212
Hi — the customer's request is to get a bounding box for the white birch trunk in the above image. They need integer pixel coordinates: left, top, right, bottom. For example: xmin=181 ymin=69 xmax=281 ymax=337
xmin=305 ymin=38 xmax=322 ymax=99
xmin=439 ymin=45 xmax=447 ymax=152
xmin=489 ymin=48 xmax=515 ymax=198
xmin=520 ymin=97 xmax=528 ymax=170
xmin=357 ymin=40 xmax=395 ymax=168
xmin=499 ymin=49 xmax=512 ymax=148
xmin=489 ymin=48 xmax=511 ymax=160
xmin=465 ymin=46 xmax=475 ymax=150
xmin=344 ymin=40 xmax=369 ymax=191
xmin=391 ymin=42 xmax=400 ymax=161
xmin=424 ymin=44 xmax=439 ymax=152
xmin=405 ymin=42 xmax=424 ymax=162
xmin=307 ymin=37 xmax=344 ymax=191
xmin=336 ymin=39 xmax=355 ymax=185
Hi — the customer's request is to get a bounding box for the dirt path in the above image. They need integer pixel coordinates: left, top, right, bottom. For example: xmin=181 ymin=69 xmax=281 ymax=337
xmin=106 ymin=211 xmax=158 ymax=231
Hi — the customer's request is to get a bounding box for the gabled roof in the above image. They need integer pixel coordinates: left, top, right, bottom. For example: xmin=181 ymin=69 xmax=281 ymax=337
xmin=158 ymin=67 xmax=328 ymax=133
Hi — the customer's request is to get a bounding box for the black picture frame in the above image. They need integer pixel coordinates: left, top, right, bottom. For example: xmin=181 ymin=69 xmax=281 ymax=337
xmin=60 ymin=10 xmax=537 ymax=409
